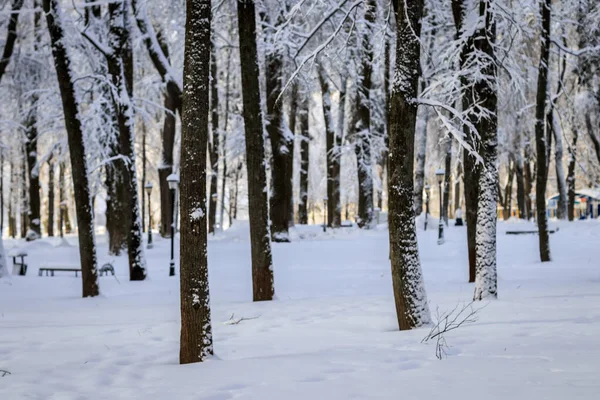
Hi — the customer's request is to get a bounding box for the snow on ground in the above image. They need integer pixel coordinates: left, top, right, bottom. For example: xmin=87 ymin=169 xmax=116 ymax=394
xmin=1 ymin=219 xmax=599 ymax=399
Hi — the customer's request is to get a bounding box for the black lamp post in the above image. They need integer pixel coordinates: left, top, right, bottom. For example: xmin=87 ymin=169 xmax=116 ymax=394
xmin=436 ymin=169 xmax=445 ymax=245
xmin=424 ymin=184 xmax=430 ymax=231
xmin=144 ymin=181 xmax=153 ymax=249
xmin=167 ymin=173 xmax=179 ymax=276
xmin=323 ymin=197 xmax=328 ymax=232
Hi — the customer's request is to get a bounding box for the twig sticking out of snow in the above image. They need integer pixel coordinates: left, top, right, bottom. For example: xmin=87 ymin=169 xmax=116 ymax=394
xmin=223 ymin=313 xmax=261 ymax=325
xmin=421 ymin=302 xmax=485 ymax=360
xmin=0 ymin=369 xmax=11 ymax=377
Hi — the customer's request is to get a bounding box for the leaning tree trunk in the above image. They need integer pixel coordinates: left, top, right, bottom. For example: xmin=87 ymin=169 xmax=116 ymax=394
xmin=388 ymin=0 xmax=431 ymax=331
xmin=472 ymin=0 xmax=499 ymax=301
xmin=0 ymin=0 xmax=24 ymax=84
xmin=179 ymin=0 xmax=213 ymax=364
xmin=567 ymin=128 xmax=578 ymax=221
xmin=264 ymin=14 xmax=292 ymax=243
xmin=534 ymin=0 xmax=552 ymax=262
xmin=298 ymin=90 xmax=310 ymax=225
xmin=237 ymin=0 xmax=274 ymax=301
xmin=43 ymin=0 xmax=99 ymax=297
xmin=318 ymin=64 xmax=341 ymax=227
xmin=208 ymin=49 xmax=219 ymax=234
xmin=47 ymin=156 xmax=55 ymax=236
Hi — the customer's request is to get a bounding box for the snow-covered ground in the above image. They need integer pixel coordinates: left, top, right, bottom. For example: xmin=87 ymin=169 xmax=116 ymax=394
xmin=1 ymin=219 xmax=599 ymax=399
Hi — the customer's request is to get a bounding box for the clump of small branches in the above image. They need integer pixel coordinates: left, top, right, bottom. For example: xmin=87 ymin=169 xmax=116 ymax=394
xmin=223 ymin=313 xmax=261 ymax=325
xmin=0 ymin=369 xmax=11 ymax=377
xmin=422 ymin=301 xmax=485 ymax=360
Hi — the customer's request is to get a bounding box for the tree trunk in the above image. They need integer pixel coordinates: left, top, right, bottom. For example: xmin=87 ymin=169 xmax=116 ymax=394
xmin=454 ymin=161 xmax=462 ymax=213
xmin=514 ymin=150 xmax=526 ymax=219
xmin=551 ymin=113 xmax=568 ymax=220
xmin=0 ymin=0 xmax=24 ymax=84
xmin=567 ymin=129 xmax=578 ymax=221
xmin=237 ymin=0 xmax=274 ymax=301
xmin=264 ymin=13 xmax=292 ymax=243
xmin=179 ymin=0 xmax=213 ymax=364
xmin=524 ymin=144 xmax=533 ymax=219
xmin=47 ymin=157 xmax=55 ymax=237
xmin=534 ymin=0 xmax=552 ymax=262
xmin=43 ymin=0 xmax=99 ymax=297
xmin=0 ymin=150 xmax=3 ymax=234
xmin=354 ymin=0 xmax=376 ymax=228
xmin=298 ymin=89 xmax=310 ymax=225
xmin=20 ymin=149 xmax=28 ymax=239
xmin=159 ymin=87 xmax=176 ymax=237
xmin=208 ymin=49 xmax=219 ymax=234
xmin=413 ymin=107 xmax=428 ymax=216
xmin=219 ymin=50 xmax=232 ymax=229
xmin=288 ymin=82 xmax=298 ymax=226
xmin=141 ymin=124 xmax=146 ymax=233
xmin=318 ymin=65 xmax=340 ymax=227
xmin=442 ymin=137 xmax=452 ymax=224
xmin=388 ymin=0 xmax=431 ymax=330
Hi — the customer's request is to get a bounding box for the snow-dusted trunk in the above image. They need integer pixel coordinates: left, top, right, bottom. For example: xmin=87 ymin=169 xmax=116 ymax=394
xmin=473 ymin=0 xmax=498 ymax=301
xmin=159 ymin=84 xmax=176 ymax=238
xmin=388 ymin=0 xmax=431 ymax=330
xmin=219 ymin=51 xmax=232 ymax=229
xmin=237 ymin=0 xmax=274 ymax=301
xmin=318 ymin=64 xmax=341 ymax=227
xmin=0 ymin=235 xmax=8 ymax=278
xmin=20 ymin=149 xmax=28 ymax=239
xmin=353 ymin=0 xmax=376 ymax=228
xmin=502 ymin=161 xmax=514 ymax=220
xmin=298 ymin=89 xmax=310 ymax=225
xmin=0 ymin=150 xmax=4 ymax=234
xmin=179 ymin=0 xmax=213 ymax=364
xmin=442 ymin=137 xmax=452 ymax=223
xmin=208 ymin=50 xmax=219 ymax=234
xmin=514 ymin=150 xmax=526 ymax=219
xmin=43 ymin=0 xmax=99 ymax=297
xmin=25 ymin=104 xmax=41 ymax=240
xmin=534 ymin=0 xmax=552 ymax=262
xmin=47 ymin=157 xmax=55 ymax=236
xmin=567 ymin=129 xmax=578 ymax=221
xmin=288 ymin=83 xmax=298 ymax=226
xmin=523 ymin=144 xmax=533 ymax=219
xmin=551 ymin=113 xmax=568 ymax=220
xmin=413 ymin=108 xmax=428 ymax=216
xmin=0 ymin=0 xmax=24 ymax=84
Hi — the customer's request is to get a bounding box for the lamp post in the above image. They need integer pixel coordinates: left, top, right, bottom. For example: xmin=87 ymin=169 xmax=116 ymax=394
xmin=435 ymin=169 xmax=445 ymax=245
xmin=424 ymin=184 xmax=430 ymax=231
xmin=323 ymin=197 xmax=328 ymax=232
xmin=167 ymin=173 xmax=179 ymax=276
xmin=144 ymin=181 xmax=153 ymax=249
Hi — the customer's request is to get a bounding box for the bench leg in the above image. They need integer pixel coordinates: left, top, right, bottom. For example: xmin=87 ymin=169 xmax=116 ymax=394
xmin=38 ymin=269 xmax=42 ymax=276
xmin=75 ymin=271 xmax=78 ymax=277
xmin=51 ymin=271 xmax=54 ymax=277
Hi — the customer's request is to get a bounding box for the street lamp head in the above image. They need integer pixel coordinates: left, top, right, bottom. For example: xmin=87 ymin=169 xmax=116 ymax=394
xmin=144 ymin=181 xmax=153 ymax=196
xmin=435 ymin=169 xmax=445 ymax=185
xmin=425 ymin=184 xmax=431 ymax=194
xmin=167 ymin=173 xmax=180 ymax=190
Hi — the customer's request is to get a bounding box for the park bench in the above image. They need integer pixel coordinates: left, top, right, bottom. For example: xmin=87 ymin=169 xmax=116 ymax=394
xmin=8 ymin=249 xmax=28 ymax=276
xmin=506 ymin=227 xmax=559 ymax=235
xmin=38 ymin=262 xmax=114 ymax=277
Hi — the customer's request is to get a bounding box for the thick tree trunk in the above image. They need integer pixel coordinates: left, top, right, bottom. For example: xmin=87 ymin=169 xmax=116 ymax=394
xmin=179 ymin=0 xmax=213 ymax=364
xmin=237 ymin=0 xmax=274 ymax=301
xmin=264 ymin=13 xmax=292 ymax=242
xmin=298 ymin=90 xmax=310 ymax=225
xmin=567 ymin=129 xmax=578 ymax=221
xmin=43 ymin=0 xmax=99 ymax=297
xmin=388 ymin=0 xmax=431 ymax=331
xmin=25 ymin=109 xmax=41 ymax=240
xmin=47 ymin=157 xmax=55 ymax=237
xmin=318 ymin=65 xmax=340 ymax=227
xmin=534 ymin=0 xmax=552 ymax=262
xmin=208 ymin=50 xmax=219 ymax=234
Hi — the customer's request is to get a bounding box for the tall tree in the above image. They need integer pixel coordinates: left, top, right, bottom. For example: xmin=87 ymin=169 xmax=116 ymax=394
xmin=208 ymin=49 xmax=219 ymax=234
xmin=0 ymin=0 xmax=24 ymax=84
xmin=47 ymin=155 xmax=55 ymax=237
xmin=298 ymin=87 xmax=310 ymax=225
xmin=43 ymin=0 xmax=99 ymax=297
xmin=534 ymin=0 xmax=552 ymax=262
xmin=237 ymin=0 xmax=274 ymax=301
xmin=388 ymin=0 xmax=431 ymax=330
xmin=179 ymin=0 xmax=213 ymax=364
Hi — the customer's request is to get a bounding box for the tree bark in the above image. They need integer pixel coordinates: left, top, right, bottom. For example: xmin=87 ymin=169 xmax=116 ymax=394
xmin=47 ymin=156 xmax=55 ymax=237
xmin=25 ymin=107 xmax=41 ymax=240
xmin=179 ymin=0 xmax=213 ymax=364
xmin=237 ymin=0 xmax=274 ymax=301
xmin=388 ymin=0 xmax=431 ymax=330
xmin=413 ymin=107 xmax=428 ymax=215
xmin=442 ymin=137 xmax=452 ymax=224
xmin=208 ymin=49 xmax=219 ymax=234
xmin=298 ymin=89 xmax=310 ymax=225
xmin=503 ymin=160 xmax=514 ymax=220
xmin=43 ymin=0 xmax=99 ymax=297
xmin=567 ymin=128 xmax=578 ymax=221
xmin=534 ymin=0 xmax=552 ymax=262
xmin=0 ymin=0 xmax=24 ymax=84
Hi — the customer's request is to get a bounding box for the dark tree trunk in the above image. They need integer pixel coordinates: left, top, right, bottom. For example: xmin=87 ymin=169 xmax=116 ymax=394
xmin=298 ymin=90 xmax=310 ymax=225
xmin=0 ymin=0 xmax=24 ymax=84
xmin=179 ymin=0 xmax=213 ymax=364
xmin=20 ymin=149 xmax=28 ymax=239
xmin=263 ymin=12 xmax=292 ymax=242
xmin=47 ymin=157 xmax=55 ymax=237
xmin=9 ymin=162 xmax=16 ymax=238
xmin=288 ymin=82 xmax=298 ymax=226
xmin=141 ymin=124 xmax=146 ymax=233
xmin=473 ymin=0 xmax=498 ymax=300
xmin=388 ymin=0 xmax=431 ymax=331
xmin=503 ymin=161 xmax=514 ymax=220
xmin=442 ymin=137 xmax=452 ymax=224
xmin=515 ymin=152 xmax=526 ymax=219
xmin=354 ymin=0 xmax=376 ymax=228
xmin=317 ymin=65 xmax=340 ymax=227
xmin=237 ymin=0 xmax=274 ymax=301
xmin=524 ymin=144 xmax=533 ymax=219
xmin=219 ymin=50 xmax=232 ymax=229
xmin=43 ymin=0 xmax=99 ymax=297
xmin=567 ymin=129 xmax=578 ymax=221
xmin=208 ymin=49 xmax=219 ymax=234
xmin=534 ymin=0 xmax=552 ymax=262
xmin=452 ymin=0 xmax=478 ymax=283
xmin=159 ymin=86 xmax=176 ymax=237
xmin=413 ymin=106 xmax=429 ymax=216
xmin=454 ymin=161 xmax=462 ymax=213
xmin=0 ymin=150 xmax=3 ymax=234
xmin=26 ymin=114 xmax=41 ymax=239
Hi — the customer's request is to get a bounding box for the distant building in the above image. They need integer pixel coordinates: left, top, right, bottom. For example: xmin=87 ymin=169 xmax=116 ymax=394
xmin=547 ymin=189 xmax=600 ymax=219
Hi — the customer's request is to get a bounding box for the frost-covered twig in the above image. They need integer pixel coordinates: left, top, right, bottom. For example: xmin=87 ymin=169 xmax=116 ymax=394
xmin=0 ymin=369 xmax=11 ymax=377
xmin=223 ymin=313 xmax=261 ymax=325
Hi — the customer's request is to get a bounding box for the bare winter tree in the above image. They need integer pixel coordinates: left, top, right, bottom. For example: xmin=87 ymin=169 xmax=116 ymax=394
xmin=388 ymin=0 xmax=431 ymax=330
xmin=237 ymin=0 xmax=274 ymax=301
xmin=179 ymin=0 xmax=213 ymax=364
xmin=0 ymin=0 xmax=24 ymax=84
xmin=43 ymin=0 xmax=99 ymax=297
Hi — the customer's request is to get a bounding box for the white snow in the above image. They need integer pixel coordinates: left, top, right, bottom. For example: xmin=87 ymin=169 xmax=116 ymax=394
xmin=1 ymin=220 xmax=599 ymax=399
